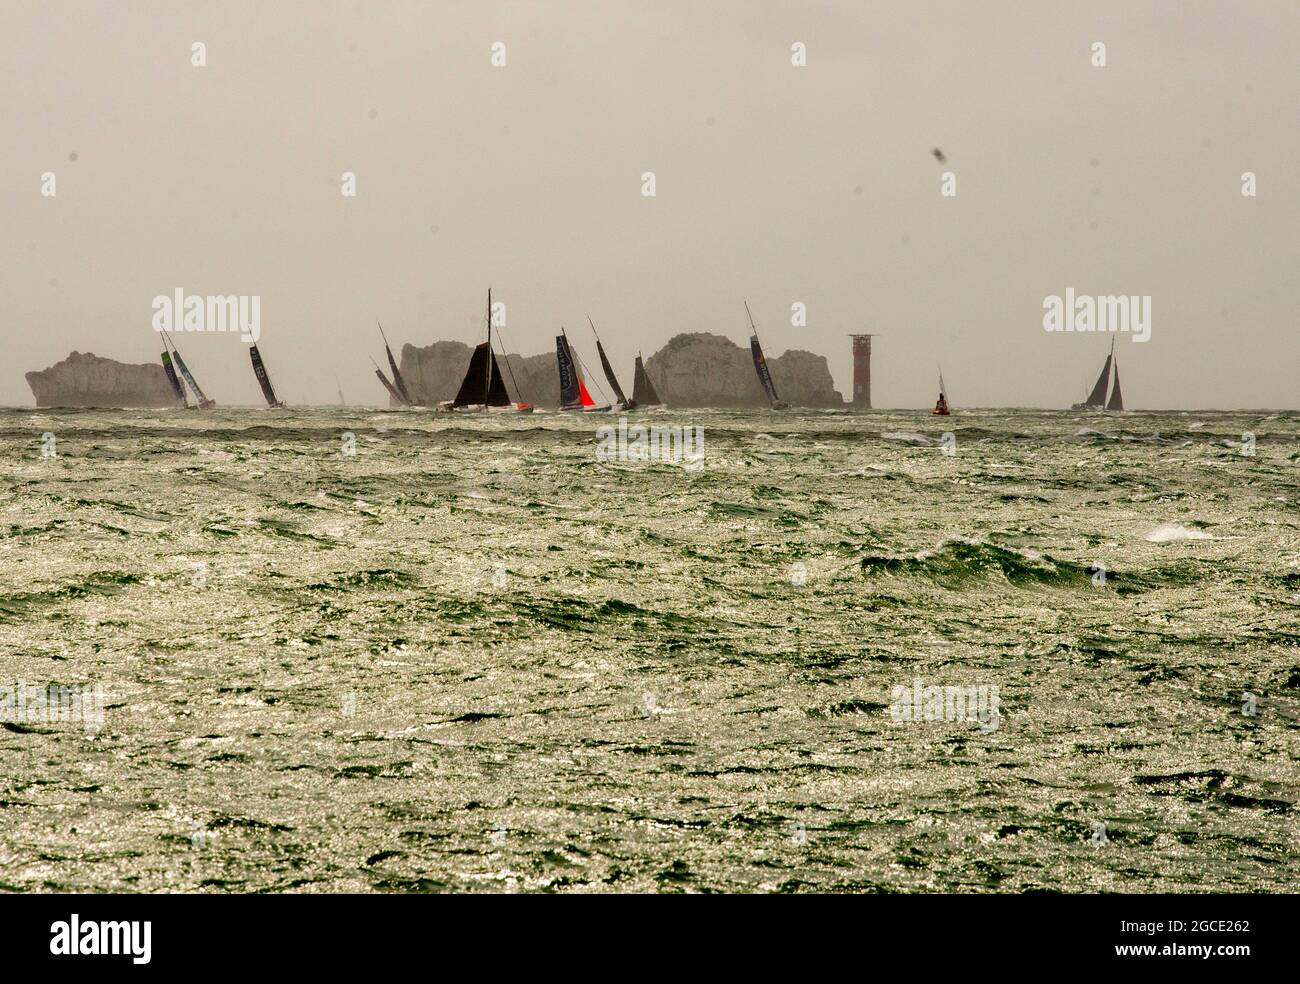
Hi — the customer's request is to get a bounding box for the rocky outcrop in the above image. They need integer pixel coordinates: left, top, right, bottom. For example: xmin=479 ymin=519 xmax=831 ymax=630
xmin=395 ymin=333 xmax=843 ymax=408
xmin=25 ymin=351 xmax=174 ymax=408
xmin=645 ymin=333 xmax=843 ymax=408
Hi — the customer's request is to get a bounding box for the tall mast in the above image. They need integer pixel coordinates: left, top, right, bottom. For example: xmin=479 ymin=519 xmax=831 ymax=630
xmin=744 ymin=300 xmax=758 ymax=336
xmin=483 ymin=288 xmax=493 ymax=409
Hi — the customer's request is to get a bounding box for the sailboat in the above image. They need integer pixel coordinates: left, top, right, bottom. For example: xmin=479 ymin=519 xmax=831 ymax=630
xmin=162 ymin=330 xmax=215 ymax=408
xmin=335 ymin=375 xmax=346 ymax=406
xmin=442 ymin=289 xmax=533 ymax=413
xmin=160 ymin=350 xmax=189 ymax=409
xmin=370 ymin=358 xmax=406 ymax=405
xmin=378 ymin=323 xmax=413 ymax=405
xmin=589 ymin=318 xmax=635 ymax=410
xmin=557 ymin=329 xmax=611 ymax=412
xmin=932 ymin=367 xmax=951 ymax=416
xmin=249 ymin=344 xmax=286 ymax=408
xmin=745 ymin=302 xmax=788 ymax=410
xmin=631 ymin=352 xmax=663 ymax=407
xmin=1071 ymin=338 xmax=1124 ymax=411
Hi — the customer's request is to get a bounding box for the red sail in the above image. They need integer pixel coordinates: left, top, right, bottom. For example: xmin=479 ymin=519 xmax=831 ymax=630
xmin=578 ymin=377 xmax=596 ymax=407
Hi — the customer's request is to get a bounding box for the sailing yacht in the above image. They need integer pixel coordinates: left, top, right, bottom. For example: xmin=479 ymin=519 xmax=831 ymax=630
xmin=745 ymin=302 xmax=788 ymax=409
xmin=1071 ymin=338 xmax=1124 ymax=411
xmin=249 ymin=344 xmax=286 ymax=408
xmin=377 ymin=323 xmax=414 ymax=405
xmin=932 ymin=368 xmax=951 ymax=415
xmin=162 ymin=330 xmax=215 ymax=408
xmin=441 ymin=289 xmax=533 ymax=413
xmin=631 ymin=353 xmax=663 ymax=407
xmin=588 ymin=318 xmax=635 ymax=411
xmin=556 ymin=329 xmax=611 ymax=412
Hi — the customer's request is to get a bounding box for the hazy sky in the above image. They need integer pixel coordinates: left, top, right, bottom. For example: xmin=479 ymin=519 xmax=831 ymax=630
xmin=4 ymin=1 xmax=1296 ymax=408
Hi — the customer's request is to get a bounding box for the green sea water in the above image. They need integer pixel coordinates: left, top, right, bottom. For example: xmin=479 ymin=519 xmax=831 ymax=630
xmin=1 ymin=406 xmax=1297 ymax=892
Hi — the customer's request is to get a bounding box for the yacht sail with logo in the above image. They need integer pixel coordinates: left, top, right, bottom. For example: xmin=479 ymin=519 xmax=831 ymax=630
xmin=745 ymin=301 xmax=788 ymax=409
xmin=249 ymin=343 xmax=286 ymax=408
xmin=556 ymin=328 xmax=610 ymax=412
xmin=162 ymin=330 xmax=215 ymax=408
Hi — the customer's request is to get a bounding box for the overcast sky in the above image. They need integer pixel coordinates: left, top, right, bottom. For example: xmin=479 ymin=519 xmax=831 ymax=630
xmin=3 ymin=0 xmax=1296 ymax=408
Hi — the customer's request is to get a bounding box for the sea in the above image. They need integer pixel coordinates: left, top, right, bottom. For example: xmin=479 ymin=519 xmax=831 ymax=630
xmin=1 ymin=406 xmax=1297 ymax=893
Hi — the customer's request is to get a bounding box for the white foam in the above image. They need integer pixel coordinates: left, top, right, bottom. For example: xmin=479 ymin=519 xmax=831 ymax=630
xmin=1145 ymin=523 xmax=1213 ymax=543
xmin=881 ymin=431 xmax=929 ymax=444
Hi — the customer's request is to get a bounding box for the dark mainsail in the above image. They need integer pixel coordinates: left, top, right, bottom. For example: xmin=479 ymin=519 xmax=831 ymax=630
xmin=1106 ymin=359 xmax=1124 ymax=411
xmin=379 ymin=323 xmax=412 ymax=404
xmin=632 ymin=354 xmax=662 ymax=406
xmin=451 ymin=343 xmax=512 ymax=408
xmin=161 ymin=351 xmax=188 ymax=408
xmin=744 ymin=301 xmax=784 ymax=408
xmin=750 ymin=334 xmax=781 ymax=405
xmin=249 ymin=344 xmax=283 ymax=407
xmin=371 ymin=360 xmax=405 ymax=404
xmin=164 ymin=331 xmax=214 ymax=408
xmin=556 ymin=334 xmax=583 ymax=409
xmin=1079 ymin=338 xmax=1115 ymax=408
xmin=589 ymin=318 xmax=632 ymax=409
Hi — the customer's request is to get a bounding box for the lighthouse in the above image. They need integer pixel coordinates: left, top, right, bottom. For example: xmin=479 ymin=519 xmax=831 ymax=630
xmin=848 ymin=334 xmax=875 ymax=409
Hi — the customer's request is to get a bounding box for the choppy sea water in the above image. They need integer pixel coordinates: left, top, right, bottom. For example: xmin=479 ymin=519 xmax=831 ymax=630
xmin=1 ymin=406 xmax=1297 ymax=894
